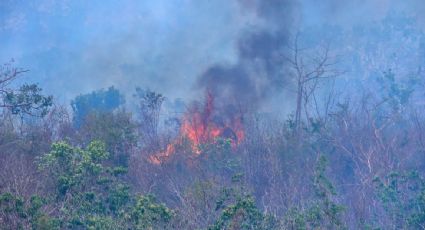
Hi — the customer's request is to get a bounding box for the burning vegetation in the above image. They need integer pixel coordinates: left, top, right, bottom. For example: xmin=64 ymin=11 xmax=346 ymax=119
xmin=5 ymin=0 xmax=425 ymax=229
xmin=149 ymin=92 xmax=245 ymax=164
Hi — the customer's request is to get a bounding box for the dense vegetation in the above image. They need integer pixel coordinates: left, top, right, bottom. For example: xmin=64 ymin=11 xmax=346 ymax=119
xmin=2 ymin=7 xmax=425 ymax=228
xmin=1 ymin=52 xmax=425 ymax=230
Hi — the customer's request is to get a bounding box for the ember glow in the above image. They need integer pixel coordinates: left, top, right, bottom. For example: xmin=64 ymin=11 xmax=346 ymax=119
xmin=149 ymin=92 xmax=244 ymax=164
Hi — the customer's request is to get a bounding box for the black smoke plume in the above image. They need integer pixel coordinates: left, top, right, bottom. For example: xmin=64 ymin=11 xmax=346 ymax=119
xmin=197 ymin=0 xmax=297 ymax=111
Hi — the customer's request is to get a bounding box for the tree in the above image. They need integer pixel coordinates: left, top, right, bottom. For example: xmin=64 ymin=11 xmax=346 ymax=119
xmin=0 ymin=192 xmax=59 ymax=229
xmin=283 ymin=155 xmax=345 ymax=230
xmin=130 ymin=194 xmax=174 ymax=230
xmin=0 ymin=61 xmax=53 ymax=117
xmin=325 ymin=69 xmax=420 ymax=227
xmin=37 ymin=140 xmax=175 ymax=229
xmin=209 ymin=175 xmax=277 ymax=230
xmin=373 ymin=171 xmax=425 ymax=229
xmin=78 ymin=110 xmax=137 ymax=167
xmin=286 ymin=35 xmax=341 ymax=137
xmin=71 ymin=86 xmax=124 ymax=127
xmin=311 ymin=155 xmax=345 ymax=229
xmin=211 ymin=195 xmax=268 ymax=230
xmin=134 ymin=88 xmax=165 ymax=151
xmin=38 ymin=141 xmax=129 ymax=228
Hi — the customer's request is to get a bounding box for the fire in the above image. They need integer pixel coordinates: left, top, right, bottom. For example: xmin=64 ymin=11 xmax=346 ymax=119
xmin=149 ymin=92 xmax=244 ymax=164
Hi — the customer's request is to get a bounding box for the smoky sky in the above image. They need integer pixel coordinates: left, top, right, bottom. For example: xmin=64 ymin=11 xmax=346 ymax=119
xmin=1 ymin=0 xmax=425 ymax=107
xmin=197 ymin=0 xmax=295 ymax=110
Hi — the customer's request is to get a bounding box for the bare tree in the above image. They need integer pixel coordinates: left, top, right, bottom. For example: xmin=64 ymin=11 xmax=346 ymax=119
xmin=286 ymin=35 xmax=342 ymax=136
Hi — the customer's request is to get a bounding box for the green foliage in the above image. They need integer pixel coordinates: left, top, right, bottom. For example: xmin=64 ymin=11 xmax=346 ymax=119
xmin=85 ymin=216 xmax=122 ymax=230
xmin=78 ymin=110 xmax=137 ymax=167
xmin=107 ymin=184 xmax=130 ymax=213
xmin=4 ymin=84 xmax=53 ymax=117
xmin=129 ymin=195 xmax=173 ymax=230
xmin=0 ymin=193 xmax=59 ymax=229
xmin=2 ymin=62 xmax=425 ymax=230
xmin=135 ymin=87 xmax=165 ymax=114
xmin=314 ymin=156 xmax=336 ymax=197
xmin=373 ymin=171 xmax=425 ymax=229
xmin=199 ymin=137 xmax=241 ymax=175
xmin=39 ymin=141 xmax=110 ymax=196
xmin=0 ymin=62 xmax=53 ymax=117
xmin=284 ymin=207 xmax=308 ymax=230
xmin=35 ymin=140 xmax=175 ymax=229
xmin=210 ymin=180 xmax=276 ymax=230
xmin=283 ymin=155 xmax=346 ymax=230
xmin=311 ymin=155 xmax=345 ymax=229
xmin=376 ymin=69 xmax=417 ymax=112
xmin=38 ymin=141 xmax=129 ymax=228
xmin=71 ymin=86 xmax=124 ymax=127
xmin=111 ymin=166 xmax=128 ymax=176
xmin=211 ymin=195 xmax=266 ymax=230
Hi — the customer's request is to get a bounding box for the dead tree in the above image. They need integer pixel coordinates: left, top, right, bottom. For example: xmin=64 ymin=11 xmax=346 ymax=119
xmin=286 ymin=34 xmax=342 ymax=136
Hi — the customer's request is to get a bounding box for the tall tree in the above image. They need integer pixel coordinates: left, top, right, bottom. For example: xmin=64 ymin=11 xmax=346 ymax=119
xmin=71 ymin=86 xmax=124 ymax=127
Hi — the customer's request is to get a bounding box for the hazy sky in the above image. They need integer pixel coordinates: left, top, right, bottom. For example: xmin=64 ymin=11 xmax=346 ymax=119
xmin=1 ymin=0 xmax=425 ymax=104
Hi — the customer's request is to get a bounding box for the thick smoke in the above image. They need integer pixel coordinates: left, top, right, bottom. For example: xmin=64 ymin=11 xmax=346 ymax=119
xmin=2 ymin=0 xmax=425 ymax=108
xmin=0 ymin=0 xmax=248 ymax=103
xmin=197 ymin=0 xmax=297 ymax=111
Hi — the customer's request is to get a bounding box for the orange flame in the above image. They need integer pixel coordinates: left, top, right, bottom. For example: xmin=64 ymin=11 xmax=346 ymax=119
xmin=149 ymin=92 xmax=244 ymax=164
